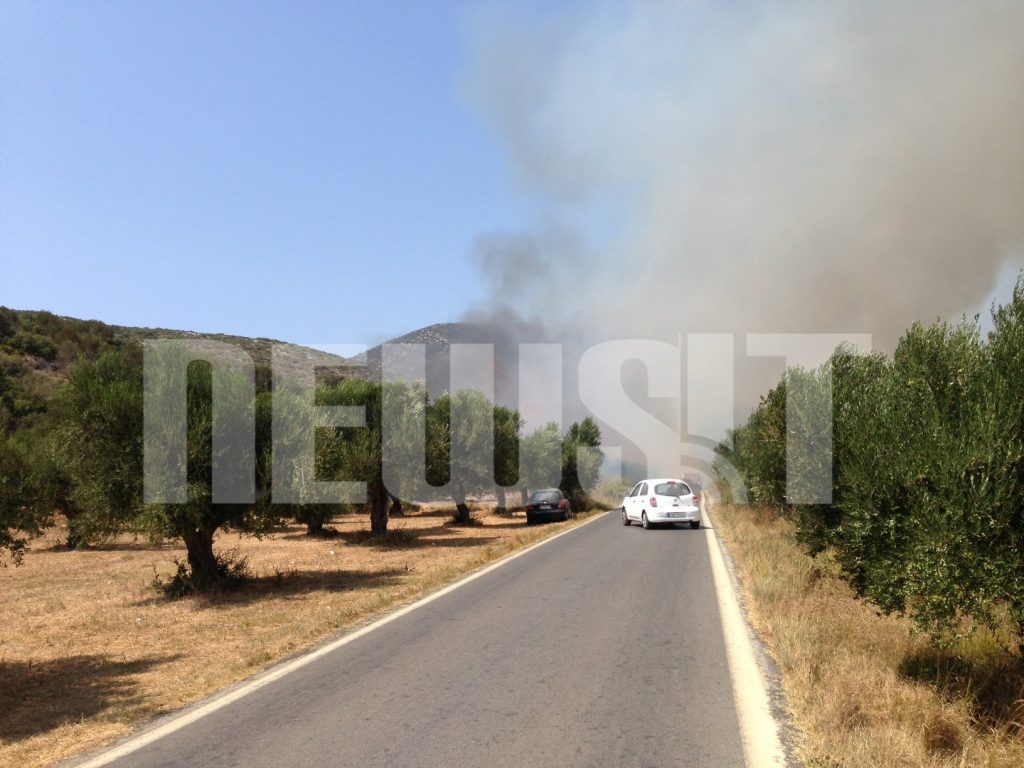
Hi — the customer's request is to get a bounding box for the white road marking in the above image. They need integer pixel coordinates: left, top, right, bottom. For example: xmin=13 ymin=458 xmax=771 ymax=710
xmin=703 ymin=500 xmax=787 ymax=768
xmin=68 ymin=512 xmax=609 ymax=768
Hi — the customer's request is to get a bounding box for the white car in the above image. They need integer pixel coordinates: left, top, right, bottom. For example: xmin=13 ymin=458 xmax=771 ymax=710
xmin=621 ymin=478 xmax=701 ymax=529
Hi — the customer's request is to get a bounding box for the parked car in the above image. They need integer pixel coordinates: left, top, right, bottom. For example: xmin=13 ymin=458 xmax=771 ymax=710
xmin=621 ymin=478 xmax=701 ymax=529
xmin=525 ymin=488 xmax=572 ymax=524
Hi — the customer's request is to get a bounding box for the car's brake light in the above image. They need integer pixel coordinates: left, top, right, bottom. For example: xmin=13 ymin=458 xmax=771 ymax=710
xmin=558 ymin=500 xmax=567 ymax=509
xmin=692 ymin=494 xmax=699 ymax=506
xmin=650 ymin=496 xmax=657 ymax=507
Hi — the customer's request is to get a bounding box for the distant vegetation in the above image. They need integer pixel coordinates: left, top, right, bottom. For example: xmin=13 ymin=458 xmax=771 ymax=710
xmin=717 ymin=275 xmax=1024 ymax=650
xmin=0 ymin=308 xmax=601 ymax=589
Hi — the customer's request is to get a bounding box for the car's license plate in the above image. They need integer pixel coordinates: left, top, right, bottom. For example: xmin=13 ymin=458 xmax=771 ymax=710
xmin=540 ymin=504 xmax=550 ymax=509
xmin=668 ymin=512 xmax=681 ymax=518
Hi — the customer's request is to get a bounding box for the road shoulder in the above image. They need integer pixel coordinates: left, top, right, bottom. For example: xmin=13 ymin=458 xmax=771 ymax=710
xmin=703 ymin=499 xmax=802 ymax=768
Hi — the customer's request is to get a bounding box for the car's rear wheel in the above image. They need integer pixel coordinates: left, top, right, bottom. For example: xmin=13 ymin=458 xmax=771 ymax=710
xmin=563 ymin=507 xmax=571 ymax=522
xmin=526 ymin=515 xmax=535 ymax=526
xmin=621 ymin=507 xmax=631 ymax=526
xmin=641 ymin=511 xmax=651 ymax=529
xmin=690 ymin=520 xmax=700 ymax=529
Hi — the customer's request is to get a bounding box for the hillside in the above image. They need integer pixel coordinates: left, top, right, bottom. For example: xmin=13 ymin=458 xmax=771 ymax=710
xmin=0 ymin=307 xmax=349 ymax=434
xmin=352 ymin=321 xmax=488 ymax=391
xmin=0 ymin=308 xmax=516 ymax=438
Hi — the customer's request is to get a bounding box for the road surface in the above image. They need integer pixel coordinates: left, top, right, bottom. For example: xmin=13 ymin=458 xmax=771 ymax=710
xmin=79 ymin=511 xmax=747 ymax=767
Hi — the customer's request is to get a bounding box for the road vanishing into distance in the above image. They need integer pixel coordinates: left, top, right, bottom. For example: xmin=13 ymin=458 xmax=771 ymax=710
xmin=76 ymin=512 xmax=748 ymax=768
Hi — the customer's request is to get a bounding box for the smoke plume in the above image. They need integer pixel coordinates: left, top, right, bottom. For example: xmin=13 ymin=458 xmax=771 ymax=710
xmin=462 ymin=1 xmax=1024 ymax=470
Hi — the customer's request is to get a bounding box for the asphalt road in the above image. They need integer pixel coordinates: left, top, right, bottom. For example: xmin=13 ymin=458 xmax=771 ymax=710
xmin=88 ymin=511 xmax=746 ymax=768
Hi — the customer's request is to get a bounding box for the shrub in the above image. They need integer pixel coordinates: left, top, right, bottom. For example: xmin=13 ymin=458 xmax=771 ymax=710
xmin=154 ymin=551 xmax=251 ymax=598
xmin=9 ymin=332 xmax=57 ymax=362
xmin=719 ymin=273 xmax=1024 ymax=649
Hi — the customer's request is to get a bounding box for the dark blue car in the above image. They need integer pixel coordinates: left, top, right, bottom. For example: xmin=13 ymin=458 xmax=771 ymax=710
xmin=525 ymin=488 xmax=572 ymax=524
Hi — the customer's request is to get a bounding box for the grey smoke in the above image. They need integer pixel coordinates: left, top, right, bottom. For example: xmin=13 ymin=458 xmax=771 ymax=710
xmin=460 ymin=0 xmax=1024 ymax=473
xmin=465 ymin=1 xmax=1024 ymax=344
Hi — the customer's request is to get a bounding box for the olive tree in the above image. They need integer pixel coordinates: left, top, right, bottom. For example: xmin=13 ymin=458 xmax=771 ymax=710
xmin=56 ymin=349 xmax=145 ymax=545
xmin=0 ymin=441 xmax=46 ymax=563
xmin=560 ymin=417 xmax=602 ymax=509
xmin=60 ymin=348 xmax=282 ymax=589
xmin=518 ymin=422 xmax=562 ymax=504
xmin=425 ymin=390 xmax=500 ymax=524
xmin=493 ymin=405 xmax=522 ymax=513
xmin=320 ymin=379 xmax=392 ymax=536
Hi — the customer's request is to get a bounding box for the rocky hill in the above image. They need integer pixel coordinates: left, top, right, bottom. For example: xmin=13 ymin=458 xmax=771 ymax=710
xmin=348 ymin=322 xmax=486 ymax=388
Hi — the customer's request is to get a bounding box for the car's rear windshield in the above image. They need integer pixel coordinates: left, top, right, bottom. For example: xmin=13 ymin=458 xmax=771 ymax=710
xmin=530 ymin=491 xmax=561 ymax=504
xmin=654 ymin=482 xmax=691 ymax=497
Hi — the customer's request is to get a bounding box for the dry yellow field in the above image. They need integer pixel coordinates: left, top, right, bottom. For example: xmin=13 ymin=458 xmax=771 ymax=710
xmin=0 ymin=506 xmax=596 ymax=767
xmin=713 ymin=504 xmax=1024 ymax=768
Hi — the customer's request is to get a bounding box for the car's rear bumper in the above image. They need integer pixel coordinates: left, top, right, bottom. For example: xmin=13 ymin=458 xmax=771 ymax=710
xmin=646 ymin=508 xmax=700 ymax=524
xmin=527 ymin=509 xmax=566 ymax=521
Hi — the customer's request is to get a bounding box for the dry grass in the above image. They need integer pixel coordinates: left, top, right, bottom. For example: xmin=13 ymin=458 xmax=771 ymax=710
xmin=712 ymin=503 xmax=1024 ymax=768
xmin=0 ymin=505 xmax=597 ymax=767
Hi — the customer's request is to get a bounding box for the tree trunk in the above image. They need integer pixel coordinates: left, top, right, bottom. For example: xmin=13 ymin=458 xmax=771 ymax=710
xmin=182 ymin=527 xmax=219 ymax=589
xmin=306 ymin=519 xmax=324 ymax=537
xmin=64 ymin=511 xmax=81 ymax=550
xmin=61 ymin=503 xmax=83 ymax=550
xmin=452 ymin=488 xmax=472 ymax=525
xmin=370 ymin=491 xmax=389 ymax=537
xmin=496 ymin=487 xmax=507 ymax=515
xmin=454 ymin=501 xmax=472 ymax=524
xmin=388 ymin=491 xmax=404 ymax=517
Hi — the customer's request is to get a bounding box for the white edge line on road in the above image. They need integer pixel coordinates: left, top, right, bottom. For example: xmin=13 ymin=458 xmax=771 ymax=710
xmin=704 ymin=504 xmax=787 ymax=768
xmin=69 ymin=511 xmax=610 ymax=768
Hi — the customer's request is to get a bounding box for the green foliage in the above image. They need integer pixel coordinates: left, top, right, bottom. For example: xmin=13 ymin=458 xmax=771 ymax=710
xmin=519 ymin=422 xmax=562 ymax=493
xmin=9 ymin=332 xmax=57 ymax=362
xmin=0 ymin=307 xmax=128 ymax=555
xmin=314 ymin=377 xmax=391 ymax=534
xmin=0 ymin=306 xmax=560 ymax=575
xmin=139 ymin=357 xmax=278 ymax=540
xmin=0 ymin=307 xmax=16 ymax=338
xmin=561 ymin=416 xmax=602 ymax=508
xmin=516 ymin=418 xmax=603 ymax=509
xmin=565 ymin=416 xmax=601 ymax=448
xmin=56 ymin=348 xmax=280 ymax=586
xmin=493 ymin=405 xmax=522 ymax=490
xmin=0 ymin=359 xmax=47 ymax=436
xmin=0 ymin=441 xmax=46 ymax=563
xmin=0 ymin=315 xmax=601 ymax=581
xmin=712 ymin=429 xmax=741 ymax=505
xmin=55 ymin=349 xmax=145 ymax=543
xmin=0 ymin=307 xmax=120 ymax=366
xmin=425 ymin=389 xmax=512 ymax=523
xmin=731 ymin=381 xmax=788 ymax=508
xmin=720 ymin=275 xmax=1024 ymax=649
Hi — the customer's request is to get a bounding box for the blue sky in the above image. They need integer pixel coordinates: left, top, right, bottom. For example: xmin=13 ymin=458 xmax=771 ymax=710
xmin=1 ymin=1 xmax=542 ymax=346
xmin=3 ymin=1 xmax=1021 ymax=354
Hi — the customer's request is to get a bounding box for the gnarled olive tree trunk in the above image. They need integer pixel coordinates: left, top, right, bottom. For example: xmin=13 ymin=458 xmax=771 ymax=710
xmin=181 ymin=525 xmax=220 ymax=588
xmin=452 ymin=486 xmax=472 ymax=525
